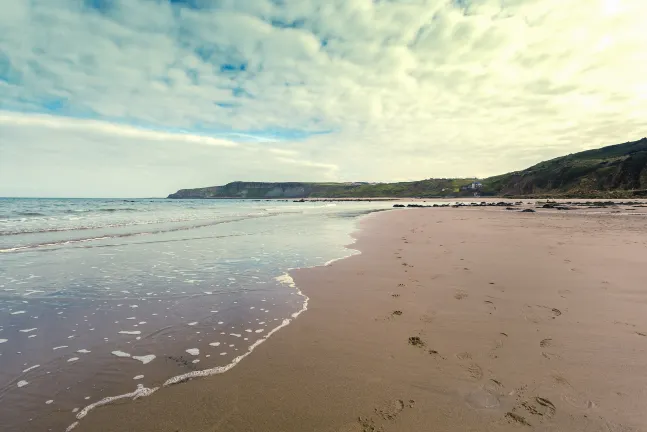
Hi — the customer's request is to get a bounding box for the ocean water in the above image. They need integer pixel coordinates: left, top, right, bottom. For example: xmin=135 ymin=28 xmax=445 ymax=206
xmin=0 ymin=198 xmax=392 ymax=431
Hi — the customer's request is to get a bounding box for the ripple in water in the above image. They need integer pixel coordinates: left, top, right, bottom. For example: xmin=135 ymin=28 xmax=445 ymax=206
xmin=0 ymin=198 xmax=391 ymax=431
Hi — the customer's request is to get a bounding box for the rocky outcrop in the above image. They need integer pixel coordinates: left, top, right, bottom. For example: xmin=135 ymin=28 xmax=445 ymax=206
xmin=168 ymin=182 xmax=314 ymax=199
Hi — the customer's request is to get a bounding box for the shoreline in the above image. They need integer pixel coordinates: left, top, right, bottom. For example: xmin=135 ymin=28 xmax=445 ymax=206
xmin=64 ymin=206 xmax=647 ymax=432
xmin=59 ymin=215 xmax=369 ymax=432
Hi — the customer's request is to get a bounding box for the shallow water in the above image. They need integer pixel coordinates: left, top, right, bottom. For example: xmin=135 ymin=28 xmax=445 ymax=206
xmin=0 ymin=198 xmax=392 ymax=431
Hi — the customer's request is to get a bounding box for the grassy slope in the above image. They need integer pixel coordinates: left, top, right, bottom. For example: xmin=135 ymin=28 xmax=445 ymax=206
xmin=169 ymin=179 xmax=477 ymax=198
xmin=482 ymin=138 xmax=647 ymax=197
xmin=169 ymin=138 xmax=647 ymax=199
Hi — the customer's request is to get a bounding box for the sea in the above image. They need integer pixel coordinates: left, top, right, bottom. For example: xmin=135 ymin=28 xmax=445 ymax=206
xmin=0 ymin=197 xmax=393 ymax=431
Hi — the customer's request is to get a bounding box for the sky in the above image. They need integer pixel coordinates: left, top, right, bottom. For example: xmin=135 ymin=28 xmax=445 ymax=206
xmin=1 ymin=0 xmax=646 ymax=197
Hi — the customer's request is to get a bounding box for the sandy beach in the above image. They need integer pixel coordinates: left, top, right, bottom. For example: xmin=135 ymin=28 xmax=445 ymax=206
xmin=68 ymin=204 xmax=647 ymax=432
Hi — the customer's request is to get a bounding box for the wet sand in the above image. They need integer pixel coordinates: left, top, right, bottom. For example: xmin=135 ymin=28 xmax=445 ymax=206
xmin=69 ymin=205 xmax=647 ymax=432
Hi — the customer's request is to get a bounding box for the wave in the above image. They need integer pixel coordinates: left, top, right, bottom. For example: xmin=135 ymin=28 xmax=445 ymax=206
xmin=98 ymin=208 xmax=139 ymax=212
xmin=65 ymin=271 xmax=310 ymax=432
xmin=0 ymin=214 xmax=277 ymax=253
xmin=61 ymin=222 xmax=366 ymax=431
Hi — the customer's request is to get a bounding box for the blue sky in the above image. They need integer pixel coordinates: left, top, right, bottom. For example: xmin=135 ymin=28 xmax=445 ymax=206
xmin=1 ymin=0 xmax=646 ymax=197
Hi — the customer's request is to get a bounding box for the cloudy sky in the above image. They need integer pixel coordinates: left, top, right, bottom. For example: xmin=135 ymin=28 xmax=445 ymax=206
xmin=1 ymin=0 xmax=646 ymax=197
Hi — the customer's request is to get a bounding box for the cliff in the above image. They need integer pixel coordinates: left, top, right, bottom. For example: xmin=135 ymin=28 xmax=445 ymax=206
xmin=167 ymin=179 xmax=477 ymax=199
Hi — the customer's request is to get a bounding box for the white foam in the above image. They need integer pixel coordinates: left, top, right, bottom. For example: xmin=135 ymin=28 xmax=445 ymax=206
xmin=255 ymin=329 xmax=264 ymax=333
xmin=133 ymin=355 xmax=156 ymax=365
xmin=209 ymin=342 xmax=220 ymax=346
xmin=192 ymin=359 xmax=200 ymax=364
xmin=53 ymin=345 xmax=68 ymax=350
xmin=275 ymin=274 xmax=296 ymax=288
xmin=28 ymin=334 xmax=37 ymax=338
xmin=46 ymin=400 xmax=53 ymax=404
xmin=185 ymin=348 xmax=199 ymax=356
xmin=118 ymin=331 xmax=141 ymax=335
xmin=19 ymin=328 xmax=37 ymax=333
xmin=163 ymin=271 xmax=309 ymax=387
xmin=133 ymin=375 xmax=144 ymax=380
xmin=17 ymin=380 xmax=28 ymax=388
xmin=22 ymin=364 xmax=40 ymax=373
xmin=0 ymin=339 xmax=7 ymax=344
xmin=111 ymin=351 xmax=131 ymax=358
xmin=73 ymin=384 xmax=158 ymax=422
xmin=77 ymin=349 xmax=91 ymax=354
xmin=188 ymin=322 xmax=198 ymax=326
xmin=11 ymin=311 xmax=26 ymax=315
xmin=230 ymin=333 xmax=241 ymax=338
xmin=66 ymin=270 xmax=311 ymax=431
xmin=68 ymin=357 xmax=79 ymax=362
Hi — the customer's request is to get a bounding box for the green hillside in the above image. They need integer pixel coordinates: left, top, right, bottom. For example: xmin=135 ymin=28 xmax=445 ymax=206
xmin=168 ymin=138 xmax=647 ymax=199
xmin=482 ymin=137 xmax=647 ymax=197
xmin=168 ymin=179 xmax=478 ymax=199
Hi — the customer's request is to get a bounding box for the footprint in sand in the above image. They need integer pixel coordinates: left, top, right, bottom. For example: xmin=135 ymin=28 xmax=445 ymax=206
xmin=483 ymin=300 xmax=498 ymax=314
xmin=539 ymin=338 xmax=553 ymax=348
xmin=522 ymin=305 xmax=562 ymax=323
xmin=420 ymin=313 xmax=435 ymax=323
xmin=551 ymin=374 xmax=595 ymax=411
xmin=541 ymin=351 xmax=562 ymax=360
xmin=534 ymin=397 xmax=557 ymax=418
xmin=484 ymin=378 xmax=505 ymax=395
xmin=489 ymin=338 xmax=504 ymax=359
xmin=558 ymin=288 xmax=571 ymax=298
xmin=465 ymin=387 xmax=501 ymax=409
xmin=428 ymin=349 xmax=446 ymax=360
xmin=464 ymin=362 xmax=484 ymax=381
xmin=505 ymin=396 xmax=555 ymax=429
xmin=374 ymin=399 xmax=405 ymax=420
xmin=454 ymin=290 xmax=468 ymax=300
xmin=456 ymin=351 xmax=472 ymax=360
xmin=356 ymin=417 xmax=383 ymax=432
xmin=561 ymin=393 xmax=595 ymax=410
xmin=505 ymin=412 xmax=532 ymax=427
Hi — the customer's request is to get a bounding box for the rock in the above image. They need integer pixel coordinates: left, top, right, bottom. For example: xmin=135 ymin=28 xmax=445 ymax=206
xmin=521 ymin=209 xmax=536 ymax=213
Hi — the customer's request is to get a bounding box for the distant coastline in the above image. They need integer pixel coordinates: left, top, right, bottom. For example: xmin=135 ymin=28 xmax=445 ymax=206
xmin=168 ymin=138 xmax=647 ymax=200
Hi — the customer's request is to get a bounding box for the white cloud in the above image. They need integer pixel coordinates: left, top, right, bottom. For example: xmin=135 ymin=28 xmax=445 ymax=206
xmin=0 ymin=115 xmax=339 ymax=197
xmin=0 ymin=113 xmax=238 ymax=147
xmin=1 ymin=0 xmax=646 ymax=196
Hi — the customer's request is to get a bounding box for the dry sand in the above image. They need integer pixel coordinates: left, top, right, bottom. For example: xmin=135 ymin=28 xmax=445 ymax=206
xmin=72 ymin=205 xmax=647 ymax=432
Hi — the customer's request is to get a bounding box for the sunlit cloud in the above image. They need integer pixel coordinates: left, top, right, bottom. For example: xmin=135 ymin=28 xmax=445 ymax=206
xmin=0 ymin=112 xmax=239 ymax=147
xmin=1 ymin=0 xmax=646 ymax=196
